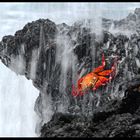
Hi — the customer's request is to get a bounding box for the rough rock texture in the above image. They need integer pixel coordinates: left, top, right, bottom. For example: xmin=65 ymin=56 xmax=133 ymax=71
xmin=0 ymin=9 xmax=140 ymax=137
xmin=102 ymin=8 xmax=140 ymax=35
xmin=41 ymin=80 xmax=140 ymax=137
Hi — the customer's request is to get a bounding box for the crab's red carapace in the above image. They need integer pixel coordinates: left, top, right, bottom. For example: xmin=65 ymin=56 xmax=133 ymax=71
xmin=71 ymin=53 xmax=117 ymax=97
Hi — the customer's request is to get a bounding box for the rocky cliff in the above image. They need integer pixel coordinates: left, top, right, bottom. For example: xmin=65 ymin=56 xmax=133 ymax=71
xmin=0 ymin=8 xmax=140 ymax=137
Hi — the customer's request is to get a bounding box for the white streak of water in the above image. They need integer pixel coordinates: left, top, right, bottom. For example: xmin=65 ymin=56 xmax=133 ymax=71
xmin=0 ymin=61 xmax=39 ymax=137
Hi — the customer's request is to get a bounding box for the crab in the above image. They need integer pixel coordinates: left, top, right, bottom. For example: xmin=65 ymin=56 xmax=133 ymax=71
xmin=71 ymin=53 xmax=117 ymax=97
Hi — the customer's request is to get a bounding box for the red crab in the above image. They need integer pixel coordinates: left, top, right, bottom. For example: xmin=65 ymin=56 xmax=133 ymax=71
xmin=71 ymin=53 xmax=117 ymax=97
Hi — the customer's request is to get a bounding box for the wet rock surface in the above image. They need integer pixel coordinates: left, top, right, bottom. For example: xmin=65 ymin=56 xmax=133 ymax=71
xmin=0 ymin=9 xmax=140 ymax=137
xmin=41 ymin=82 xmax=140 ymax=137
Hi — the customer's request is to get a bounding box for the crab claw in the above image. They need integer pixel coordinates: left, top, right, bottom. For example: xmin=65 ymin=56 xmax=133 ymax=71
xmin=92 ymin=53 xmax=105 ymax=73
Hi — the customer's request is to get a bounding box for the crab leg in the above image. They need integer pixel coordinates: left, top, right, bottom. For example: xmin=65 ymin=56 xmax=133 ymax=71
xmin=98 ymin=70 xmax=113 ymax=76
xmin=93 ymin=63 xmax=116 ymax=91
xmin=71 ymin=85 xmax=79 ymax=97
xmin=98 ymin=59 xmax=116 ymax=75
xmin=72 ymin=82 xmax=86 ymax=97
xmin=93 ymin=79 xmax=102 ymax=91
xmin=77 ymin=77 xmax=84 ymax=89
xmin=92 ymin=53 xmax=105 ymax=73
xmin=93 ymin=76 xmax=109 ymax=91
xmin=79 ymin=91 xmax=86 ymax=96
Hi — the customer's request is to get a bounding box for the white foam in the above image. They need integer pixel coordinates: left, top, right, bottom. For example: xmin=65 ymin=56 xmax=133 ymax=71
xmin=0 ymin=61 xmax=39 ymax=137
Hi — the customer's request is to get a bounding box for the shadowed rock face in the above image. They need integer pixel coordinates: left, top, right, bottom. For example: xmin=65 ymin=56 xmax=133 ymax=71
xmin=0 ymin=9 xmax=140 ymax=137
xmin=41 ymin=82 xmax=140 ymax=137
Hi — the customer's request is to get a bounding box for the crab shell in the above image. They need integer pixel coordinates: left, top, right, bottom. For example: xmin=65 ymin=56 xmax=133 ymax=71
xmin=71 ymin=53 xmax=117 ymax=97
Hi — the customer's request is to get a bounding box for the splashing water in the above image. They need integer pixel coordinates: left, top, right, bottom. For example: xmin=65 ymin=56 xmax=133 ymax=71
xmin=0 ymin=61 xmax=39 ymax=137
xmin=55 ymin=27 xmax=78 ymax=113
xmin=0 ymin=3 xmax=140 ymax=136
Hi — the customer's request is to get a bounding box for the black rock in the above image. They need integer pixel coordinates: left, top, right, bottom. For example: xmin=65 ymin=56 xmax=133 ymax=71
xmin=0 ymin=8 xmax=140 ymax=138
